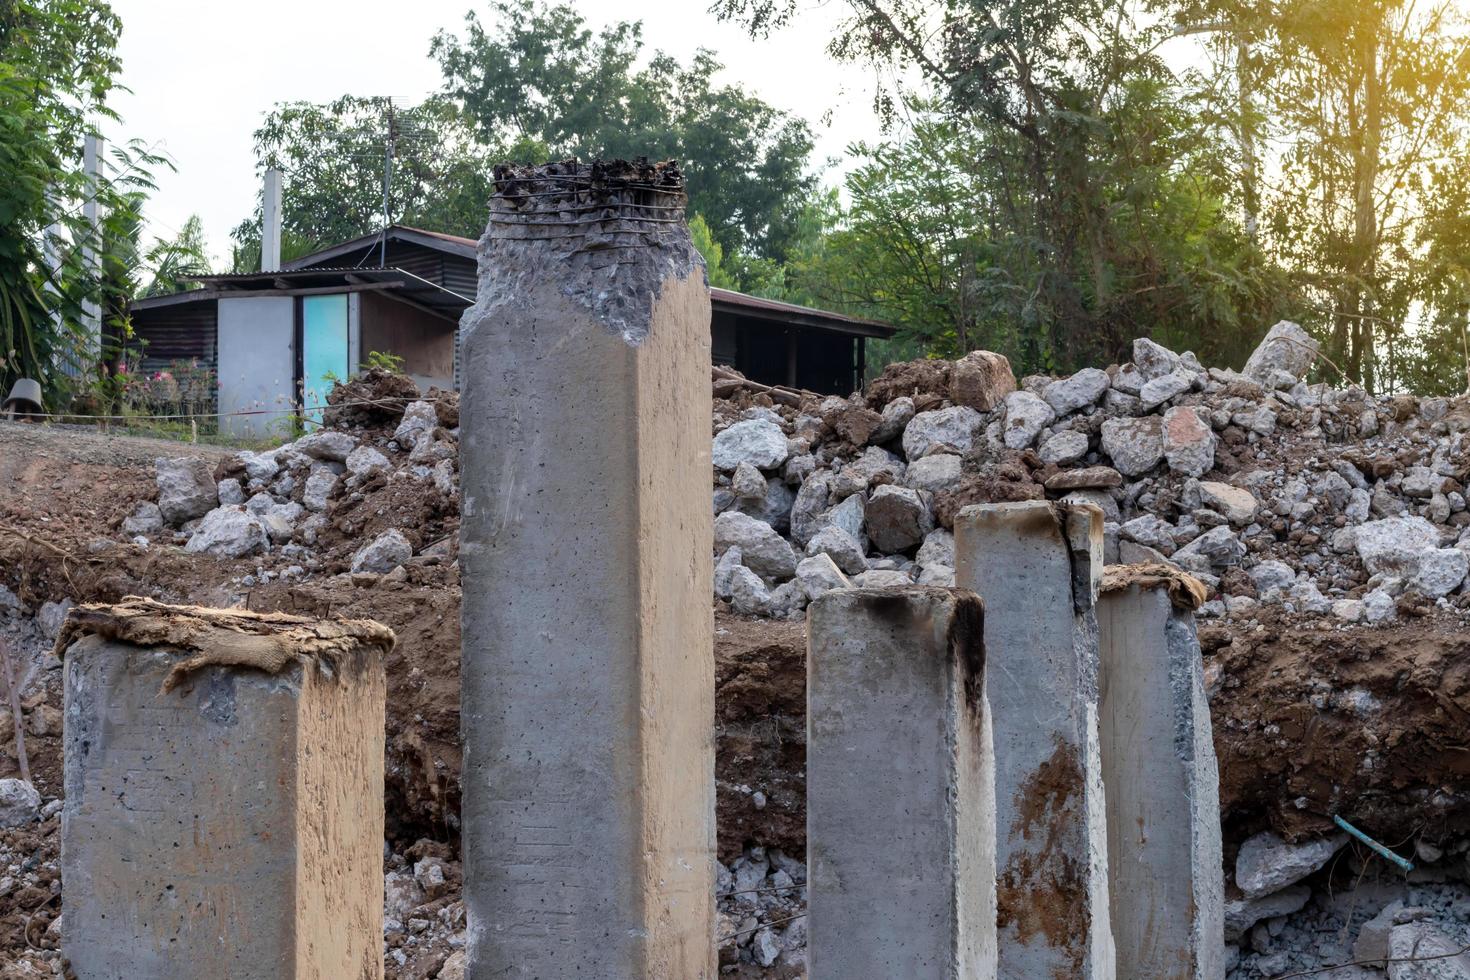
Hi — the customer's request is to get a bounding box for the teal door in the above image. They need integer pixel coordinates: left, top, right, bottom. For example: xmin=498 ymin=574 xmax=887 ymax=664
xmin=302 ymin=295 xmax=349 ymax=420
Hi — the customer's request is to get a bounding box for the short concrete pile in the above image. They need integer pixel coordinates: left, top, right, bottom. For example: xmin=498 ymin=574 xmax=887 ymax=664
xmin=806 ymin=587 xmax=995 ymax=977
xmin=56 ymin=596 xmax=392 ymax=978
xmin=954 ymin=500 xmax=1116 ymax=979
xmin=1097 ymin=565 xmax=1224 ymax=978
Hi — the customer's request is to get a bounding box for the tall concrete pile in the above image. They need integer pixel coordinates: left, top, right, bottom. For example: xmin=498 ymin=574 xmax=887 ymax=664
xmin=457 ymin=159 xmax=715 ymax=978
xmin=711 ymin=322 xmax=1470 ymax=629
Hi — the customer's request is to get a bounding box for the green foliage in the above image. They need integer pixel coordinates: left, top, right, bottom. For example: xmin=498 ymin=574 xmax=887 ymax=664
xmin=1240 ymin=0 xmax=1470 ymax=393
xmin=143 ymin=214 xmax=210 ymax=297
xmin=431 ymin=1 xmax=816 ymax=261
xmin=363 ymin=349 xmax=405 ymax=373
xmin=707 ymin=1 xmax=1302 ymax=375
xmin=230 ymin=95 xmax=499 ymax=268
xmin=0 ymin=0 xmax=173 ymax=405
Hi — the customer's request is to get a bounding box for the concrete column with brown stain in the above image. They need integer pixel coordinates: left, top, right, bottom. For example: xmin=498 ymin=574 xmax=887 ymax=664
xmin=806 ymin=586 xmax=997 ymax=978
xmin=954 ymin=499 xmax=1117 ymax=980
xmin=1098 ymin=569 xmax=1224 ymax=979
xmin=58 ymin=598 xmax=391 ymax=980
xmin=458 ymin=160 xmax=715 ymax=978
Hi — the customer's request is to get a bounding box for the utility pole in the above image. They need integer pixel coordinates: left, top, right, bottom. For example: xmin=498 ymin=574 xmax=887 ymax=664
xmin=381 ymin=98 xmax=395 ymax=267
xmin=79 ymin=133 xmax=104 ymax=371
xmin=261 ymin=167 xmax=283 ymax=273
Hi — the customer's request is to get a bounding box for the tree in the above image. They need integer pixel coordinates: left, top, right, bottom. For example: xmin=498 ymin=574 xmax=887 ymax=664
xmin=714 ymin=1 xmax=1297 ymax=374
xmin=431 ymin=2 xmax=816 ymax=264
xmin=0 ymin=0 xmax=120 ymax=397
xmin=143 ymin=214 xmax=210 ymax=297
xmin=1247 ymin=0 xmax=1470 ymax=393
xmin=230 ymin=95 xmax=502 ymax=270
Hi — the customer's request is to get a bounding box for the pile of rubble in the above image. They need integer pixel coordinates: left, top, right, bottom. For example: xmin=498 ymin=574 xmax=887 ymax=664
xmin=711 ymin=321 xmax=1470 ymax=627
xmin=1224 ymin=827 xmax=1470 ymax=977
xmin=716 ymin=845 xmax=807 ymax=973
xmin=118 ymin=377 xmax=460 ymax=590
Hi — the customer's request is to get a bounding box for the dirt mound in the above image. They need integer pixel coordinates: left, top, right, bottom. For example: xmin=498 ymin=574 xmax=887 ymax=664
xmin=1207 ymin=608 xmax=1470 ymax=845
xmin=714 ymin=612 xmax=807 ymax=863
xmin=324 ymin=368 xmax=420 ymax=428
xmin=863 ymin=358 xmax=952 ymax=409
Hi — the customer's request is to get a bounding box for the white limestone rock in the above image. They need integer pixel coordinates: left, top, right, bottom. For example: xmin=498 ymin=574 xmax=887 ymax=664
xmin=1235 ymin=831 xmax=1346 ymax=899
xmin=903 ymin=405 xmax=985 ymax=459
xmin=715 ymin=511 xmax=798 ymax=580
xmin=351 ymin=528 xmax=413 ymax=574
xmin=713 ymin=419 xmax=789 ymax=472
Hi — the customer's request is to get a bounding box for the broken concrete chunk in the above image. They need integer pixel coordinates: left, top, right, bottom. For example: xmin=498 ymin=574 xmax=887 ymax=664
xmin=1134 ymin=337 xmax=1182 ymax=380
xmin=1163 ymin=406 xmax=1216 ymax=478
xmin=795 ymin=553 xmax=851 ymax=601
xmin=303 ymin=468 xmax=338 ymax=512
xmin=346 ymin=445 xmax=391 ymax=480
xmin=1039 ymin=429 xmax=1089 ymax=466
xmin=1001 ymin=390 xmax=1056 ymax=450
xmin=1224 ymin=885 xmax=1311 ymax=941
xmin=1197 ymin=481 xmax=1257 ymax=525
xmin=1234 ymin=831 xmax=1346 ymax=899
xmin=863 ymin=485 xmax=935 ymax=553
xmin=731 ymin=461 xmax=768 ymax=501
xmin=904 ymin=453 xmax=963 ymax=493
xmin=805 ymin=525 xmax=867 ymax=576
xmin=291 ymin=429 xmax=358 ymax=462
xmin=1101 ymin=415 xmax=1164 ymax=476
xmin=1043 ymin=367 xmax=1110 ymax=416
xmin=121 ymin=501 xmax=164 ymax=537
xmin=1139 ymin=369 xmax=1195 ymax=411
xmin=1243 ymin=320 xmax=1320 ymax=384
xmin=0 ymin=779 xmax=39 ymax=828
xmin=351 ymin=528 xmax=413 ymax=574
xmin=715 ymin=511 xmax=798 ymax=581
xmin=713 ymin=419 xmax=789 ymax=472
xmin=948 ymin=349 xmax=1016 ymax=411
xmin=155 ymin=456 xmax=218 ymax=526
xmin=393 ymin=400 xmax=438 ymax=450
xmin=904 ymin=405 xmax=984 ymax=459
xmin=184 ymin=506 xmax=269 ymax=558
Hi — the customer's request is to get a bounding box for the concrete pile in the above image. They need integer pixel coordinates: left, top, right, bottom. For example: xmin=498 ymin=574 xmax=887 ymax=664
xmin=710 ymin=321 xmax=1470 ymax=628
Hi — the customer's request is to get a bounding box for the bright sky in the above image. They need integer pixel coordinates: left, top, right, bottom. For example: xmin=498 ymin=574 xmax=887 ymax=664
xmin=104 ymin=0 xmax=892 ymax=267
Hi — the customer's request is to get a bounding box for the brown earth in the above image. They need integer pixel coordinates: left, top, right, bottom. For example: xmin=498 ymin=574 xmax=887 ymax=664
xmin=7 ymin=411 xmax=1470 ymax=973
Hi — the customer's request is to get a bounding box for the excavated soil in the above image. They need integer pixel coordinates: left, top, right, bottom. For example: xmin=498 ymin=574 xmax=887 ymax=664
xmin=1206 ymin=608 xmax=1470 ymax=846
